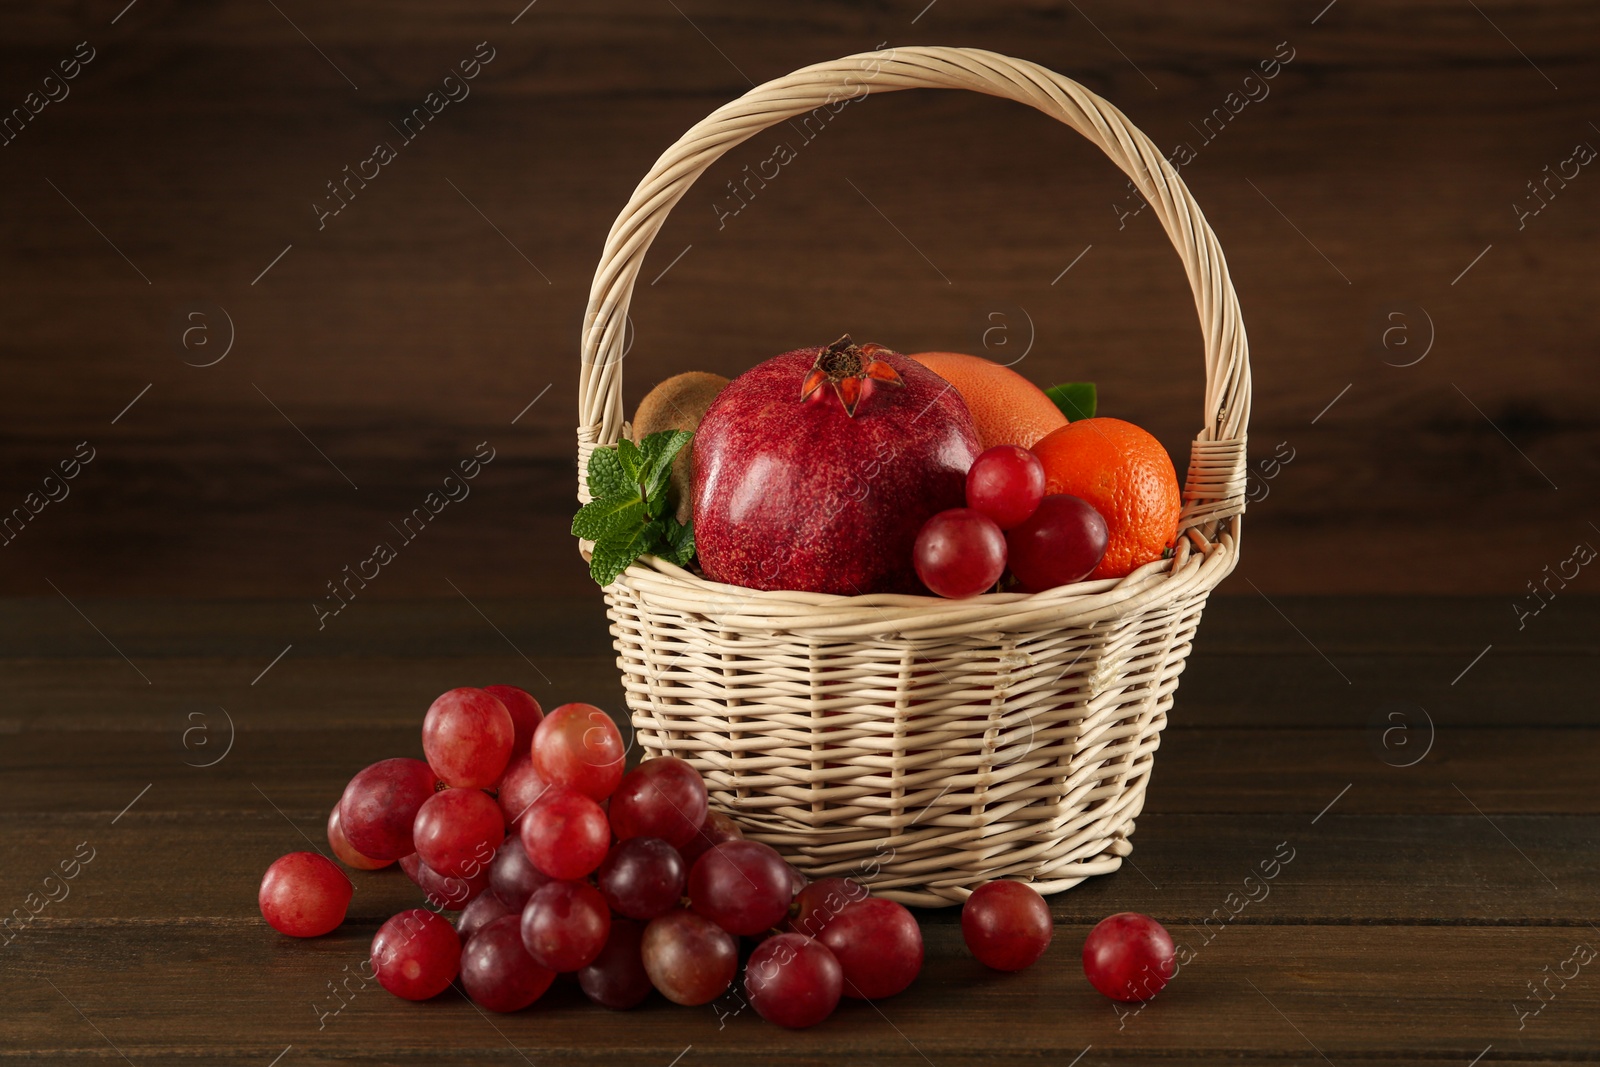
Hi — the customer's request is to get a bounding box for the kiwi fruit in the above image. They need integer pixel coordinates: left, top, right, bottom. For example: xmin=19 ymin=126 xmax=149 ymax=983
xmin=631 ymin=371 xmax=728 ymax=525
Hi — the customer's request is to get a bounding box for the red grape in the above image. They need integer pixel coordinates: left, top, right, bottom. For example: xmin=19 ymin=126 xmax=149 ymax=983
xmin=371 ymin=908 xmax=460 ymax=1000
xmin=461 ymin=915 xmax=556 ymax=1012
xmin=532 ymin=702 xmax=625 ymax=800
xmin=914 ymin=508 xmax=1007 ymax=598
xmin=494 ymin=754 xmax=549 ymax=827
xmin=609 ymin=757 xmax=708 ymax=848
xmin=487 ymin=836 xmax=550 ymax=909
xmin=788 ymin=877 xmax=869 ymax=938
xmin=422 ymin=687 xmax=515 ymax=789
xmin=745 ymin=932 xmax=843 ymax=1028
xmin=966 ymin=444 xmax=1046 ymax=529
xmin=520 ymin=880 xmax=610 ymax=972
xmin=520 ymin=785 xmax=610 ymax=881
xmin=400 ymin=852 xmax=488 ymax=910
xmin=641 ymin=910 xmax=737 ymax=1005
xmin=817 ymin=897 xmax=923 ymax=999
xmin=338 ymin=758 xmax=438 ymax=862
xmin=458 ymin=891 xmax=516 ymax=941
xmin=962 ymin=880 xmax=1053 ymax=971
xmin=678 ymin=809 xmax=744 ymax=869
xmin=688 ymin=840 xmax=792 ymax=936
xmin=413 ymin=787 xmax=505 ymax=879
xmin=1005 ymin=494 xmax=1108 ymax=592
xmin=483 ymin=683 xmax=544 ymax=757
xmin=597 ymin=837 xmax=686 ymax=920
xmin=258 ymin=852 xmax=351 ymax=937
xmin=1082 ymin=912 xmax=1176 ymax=1003
xmin=579 ymin=918 xmax=653 ymax=1010
xmin=327 ymin=804 xmax=391 ymax=870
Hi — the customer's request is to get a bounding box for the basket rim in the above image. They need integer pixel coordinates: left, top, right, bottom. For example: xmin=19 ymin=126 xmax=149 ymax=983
xmin=602 ymin=523 xmax=1238 ymax=640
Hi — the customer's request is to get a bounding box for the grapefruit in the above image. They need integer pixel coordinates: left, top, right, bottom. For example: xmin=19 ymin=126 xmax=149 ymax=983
xmin=908 ymin=351 xmax=1067 ymax=450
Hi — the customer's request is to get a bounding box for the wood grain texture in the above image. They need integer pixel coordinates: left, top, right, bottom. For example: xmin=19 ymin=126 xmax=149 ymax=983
xmin=3 ymin=595 xmax=1593 ymax=731
xmin=3 ymin=926 xmax=1597 ymax=1062
xmin=10 ymin=726 xmax=1599 ymax=817
xmin=0 ymin=1 xmax=1596 ymax=598
xmin=1 ymin=596 xmax=1596 ymax=1060
xmin=1 ymin=813 xmax=1592 ymax=925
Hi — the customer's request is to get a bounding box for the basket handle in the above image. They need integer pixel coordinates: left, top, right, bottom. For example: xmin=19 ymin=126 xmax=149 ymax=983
xmin=579 ymin=46 xmax=1249 ymax=534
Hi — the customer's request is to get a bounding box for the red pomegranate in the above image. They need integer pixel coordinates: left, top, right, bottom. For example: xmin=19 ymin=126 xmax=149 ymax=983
xmin=691 ymin=336 xmax=980 ymax=595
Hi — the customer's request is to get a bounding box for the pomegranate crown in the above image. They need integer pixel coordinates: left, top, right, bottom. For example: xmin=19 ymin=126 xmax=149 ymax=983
xmin=800 ymin=335 xmax=904 ymax=417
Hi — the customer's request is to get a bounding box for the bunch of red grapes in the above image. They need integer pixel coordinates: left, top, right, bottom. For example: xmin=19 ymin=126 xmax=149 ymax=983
xmin=258 ymin=685 xmax=1179 ymax=1024
xmin=262 ymin=687 xmax=914 ymax=1025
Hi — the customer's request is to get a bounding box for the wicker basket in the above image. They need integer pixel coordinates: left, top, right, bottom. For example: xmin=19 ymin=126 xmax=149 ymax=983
xmin=576 ymin=46 xmax=1250 ymax=907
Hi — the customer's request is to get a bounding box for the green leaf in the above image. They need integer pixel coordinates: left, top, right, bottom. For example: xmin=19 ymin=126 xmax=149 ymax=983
xmin=637 ymin=430 xmax=693 ymax=518
xmin=1046 ymin=382 xmax=1097 ymax=421
xmin=571 ymin=493 xmax=646 ymax=541
xmin=616 ymin=438 xmax=644 ymax=483
xmin=590 ymin=521 xmax=663 ymax=586
xmin=645 ymin=471 xmax=672 ymax=519
xmin=640 ymin=429 xmax=693 ymax=474
xmin=574 ymin=432 xmax=698 ymax=586
xmin=586 ymin=446 xmax=628 ymax=499
xmin=659 ymin=517 xmax=695 ymax=567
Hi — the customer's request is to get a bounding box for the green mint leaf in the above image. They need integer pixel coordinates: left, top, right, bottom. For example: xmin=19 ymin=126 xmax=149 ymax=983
xmin=637 ymin=430 xmax=693 ymax=518
xmin=586 ymin=446 xmax=627 ymax=499
xmin=659 ymin=517 xmax=695 ymax=567
xmin=640 ymin=430 xmax=693 ymax=477
xmin=616 ymin=438 xmax=644 ymax=483
xmin=589 ymin=520 xmax=662 ymax=587
xmin=646 ymin=471 xmax=672 ymax=518
xmin=575 ymin=432 xmax=697 ymax=586
xmin=1045 ymin=382 xmax=1096 ymax=421
xmin=571 ymin=494 xmax=646 ymax=541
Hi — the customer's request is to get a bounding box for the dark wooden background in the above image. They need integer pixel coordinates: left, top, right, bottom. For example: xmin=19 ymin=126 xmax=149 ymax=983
xmin=1 ymin=1 xmax=1596 ymax=609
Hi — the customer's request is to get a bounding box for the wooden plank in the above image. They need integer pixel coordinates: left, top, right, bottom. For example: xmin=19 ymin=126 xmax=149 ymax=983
xmin=3 ymin=646 xmax=1595 ymax=731
xmin=13 ymin=0 xmax=1600 ymax=55
xmin=1 ymin=599 xmax=1595 ymax=735
xmin=2 ymin=722 xmax=1597 ymax=816
xmin=4 ymin=596 xmax=1593 ymax=657
xmin=0 ymin=811 xmax=1591 ymax=925
xmin=1 ymin=925 xmax=1594 ymax=1060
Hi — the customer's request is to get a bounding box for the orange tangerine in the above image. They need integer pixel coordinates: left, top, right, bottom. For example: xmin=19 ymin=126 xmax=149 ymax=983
xmin=1030 ymin=418 xmax=1181 ymax=581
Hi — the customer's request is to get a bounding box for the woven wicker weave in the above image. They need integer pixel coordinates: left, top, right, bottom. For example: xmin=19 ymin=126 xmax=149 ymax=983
xmin=576 ymin=46 xmax=1250 ymax=906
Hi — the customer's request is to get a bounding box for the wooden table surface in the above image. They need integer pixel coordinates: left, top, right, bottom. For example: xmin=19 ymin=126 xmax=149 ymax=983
xmin=2 ymin=594 xmax=1595 ymax=1064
